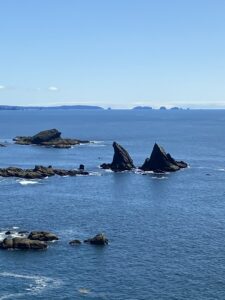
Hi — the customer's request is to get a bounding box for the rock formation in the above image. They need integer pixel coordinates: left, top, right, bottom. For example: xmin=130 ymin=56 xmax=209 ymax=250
xmin=69 ymin=239 xmax=82 ymax=245
xmin=28 ymin=231 xmax=59 ymax=241
xmin=140 ymin=143 xmax=188 ymax=172
xmin=101 ymin=142 xmax=135 ymax=171
xmin=84 ymin=233 xmax=109 ymax=245
xmin=13 ymin=128 xmax=89 ymax=148
xmin=0 ymin=165 xmax=89 ymax=179
xmin=0 ymin=237 xmax=47 ymax=250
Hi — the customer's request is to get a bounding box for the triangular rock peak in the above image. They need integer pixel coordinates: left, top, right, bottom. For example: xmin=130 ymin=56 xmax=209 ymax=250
xmin=141 ymin=143 xmax=187 ymax=172
xmin=101 ymin=142 xmax=135 ymax=171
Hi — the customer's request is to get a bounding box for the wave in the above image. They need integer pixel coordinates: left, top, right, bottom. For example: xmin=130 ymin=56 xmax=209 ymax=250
xmin=152 ymin=176 xmax=168 ymax=180
xmin=0 ymin=272 xmax=61 ymax=299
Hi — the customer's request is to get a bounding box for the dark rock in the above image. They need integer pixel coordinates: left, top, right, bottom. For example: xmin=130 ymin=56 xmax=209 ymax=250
xmin=79 ymin=164 xmax=85 ymax=171
xmin=101 ymin=142 xmax=135 ymax=171
xmin=69 ymin=239 xmax=82 ymax=245
xmin=0 ymin=237 xmax=47 ymax=250
xmin=0 ymin=165 xmax=89 ymax=179
xmin=5 ymin=231 xmax=12 ymax=235
xmin=140 ymin=143 xmax=188 ymax=172
xmin=0 ymin=143 xmax=6 ymax=147
xmin=84 ymin=233 xmax=109 ymax=245
xmin=13 ymin=129 xmax=89 ymax=148
xmin=28 ymin=231 xmax=59 ymax=241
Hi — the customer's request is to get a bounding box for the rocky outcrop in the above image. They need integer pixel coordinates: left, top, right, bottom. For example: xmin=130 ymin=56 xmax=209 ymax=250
xmin=13 ymin=129 xmax=89 ymax=148
xmin=84 ymin=233 xmax=109 ymax=245
xmin=140 ymin=143 xmax=188 ymax=172
xmin=0 ymin=237 xmax=47 ymax=250
xmin=69 ymin=239 xmax=82 ymax=245
xmin=0 ymin=165 xmax=89 ymax=179
xmin=28 ymin=231 xmax=59 ymax=241
xmin=101 ymin=142 xmax=135 ymax=171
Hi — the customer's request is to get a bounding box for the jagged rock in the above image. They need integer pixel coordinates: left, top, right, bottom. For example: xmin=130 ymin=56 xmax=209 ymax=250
xmin=28 ymin=231 xmax=59 ymax=241
xmin=0 ymin=237 xmax=47 ymax=250
xmin=84 ymin=233 xmax=109 ymax=245
xmin=101 ymin=142 xmax=135 ymax=171
xmin=0 ymin=165 xmax=89 ymax=179
xmin=69 ymin=239 xmax=82 ymax=245
xmin=140 ymin=143 xmax=188 ymax=172
xmin=13 ymin=128 xmax=89 ymax=148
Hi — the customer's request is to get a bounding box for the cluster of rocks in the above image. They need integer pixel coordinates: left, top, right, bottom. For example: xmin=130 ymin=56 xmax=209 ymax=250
xmin=0 ymin=231 xmax=108 ymax=250
xmin=101 ymin=142 xmax=188 ymax=173
xmin=70 ymin=233 xmax=109 ymax=246
xmin=0 ymin=165 xmax=88 ymax=179
xmin=0 ymin=231 xmax=58 ymax=250
xmin=13 ymin=129 xmax=89 ymax=149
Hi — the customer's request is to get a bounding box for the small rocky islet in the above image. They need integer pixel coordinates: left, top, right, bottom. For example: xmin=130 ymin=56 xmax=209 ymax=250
xmin=13 ymin=128 xmax=89 ymax=148
xmin=0 ymin=230 xmax=108 ymax=250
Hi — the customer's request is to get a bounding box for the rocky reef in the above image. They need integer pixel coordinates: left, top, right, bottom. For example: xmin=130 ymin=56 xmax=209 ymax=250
xmin=140 ymin=143 xmax=188 ymax=172
xmin=0 ymin=165 xmax=89 ymax=179
xmin=101 ymin=142 xmax=135 ymax=171
xmin=13 ymin=128 xmax=89 ymax=148
xmin=0 ymin=230 xmax=58 ymax=250
xmin=84 ymin=233 xmax=109 ymax=245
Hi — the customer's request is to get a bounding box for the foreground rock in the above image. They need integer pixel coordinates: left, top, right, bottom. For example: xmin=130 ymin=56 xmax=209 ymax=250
xmin=28 ymin=231 xmax=59 ymax=241
xmin=84 ymin=233 xmax=109 ymax=245
xmin=13 ymin=128 xmax=89 ymax=148
xmin=0 ymin=237 xmax=47 ymax=250
xmin=0 ymin=165 xmax=89 ymax=179
xmin=140 ymin=143 xmax=188 ymax=173
xmin=101 ymin=142 xmax=135 ymax=171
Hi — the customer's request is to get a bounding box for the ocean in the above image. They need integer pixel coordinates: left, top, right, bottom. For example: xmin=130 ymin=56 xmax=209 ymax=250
xmin=0 ymin=109 xmax=225 ymax=299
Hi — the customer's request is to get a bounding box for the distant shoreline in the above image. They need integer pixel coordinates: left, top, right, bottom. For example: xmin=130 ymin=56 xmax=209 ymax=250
xmin=0 ymin=105 xmax=224 ymax=111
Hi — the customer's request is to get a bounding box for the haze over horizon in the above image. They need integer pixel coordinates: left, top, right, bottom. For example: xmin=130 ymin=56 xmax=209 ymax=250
xmin=0 ymin=0 xmax=225 ymax=109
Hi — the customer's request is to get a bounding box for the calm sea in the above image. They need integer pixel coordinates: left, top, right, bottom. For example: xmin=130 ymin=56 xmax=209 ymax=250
xmin=0 ymin=109 xmax=225 ymax=299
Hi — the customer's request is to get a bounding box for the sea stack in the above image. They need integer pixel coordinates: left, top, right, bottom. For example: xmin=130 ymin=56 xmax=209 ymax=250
xmin=101 ymin=142 xmax=135 ymax=171
xmin=140 ymin=143 xmax=187 ymax=172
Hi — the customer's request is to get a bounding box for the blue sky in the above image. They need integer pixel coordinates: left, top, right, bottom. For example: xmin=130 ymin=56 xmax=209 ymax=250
xmin=0 ymin=0 xmax=225 ymax=108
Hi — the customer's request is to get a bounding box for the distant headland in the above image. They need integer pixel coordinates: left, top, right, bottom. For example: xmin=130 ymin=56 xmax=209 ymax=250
xmin=0 ymin=105 xmax=188 ymax=111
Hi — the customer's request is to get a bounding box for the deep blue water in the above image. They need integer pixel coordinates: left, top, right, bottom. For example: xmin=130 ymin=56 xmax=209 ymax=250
xmin=0 ymin=109 xmax=225 ymax=299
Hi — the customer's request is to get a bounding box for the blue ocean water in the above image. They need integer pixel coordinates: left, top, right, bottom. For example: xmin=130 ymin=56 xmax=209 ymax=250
xmin=0 ymin=109 xmax=225 ymax=299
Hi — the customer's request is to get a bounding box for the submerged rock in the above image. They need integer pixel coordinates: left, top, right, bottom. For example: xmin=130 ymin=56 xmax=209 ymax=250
xmin=0 ymin=143 xmax=5 ymax=147
xmin=101 ymin=142 xmax=135 ymax=171
xmin=140 ymin=143 xmax=188 ymax=172
xmin=0 ymin=165 xmax=89 ymax=179
xmin=28 ymin=231 xmax=59 ymax=241
xmin=69 ymin=239 xmax=82 ymax=245
xmin=13 ymin=128 xmax=89 ymax=148
xmin=84 ymin=233 xmax=109 ymax=245
xmin=0 ymin=237 xmax=47 ymax=250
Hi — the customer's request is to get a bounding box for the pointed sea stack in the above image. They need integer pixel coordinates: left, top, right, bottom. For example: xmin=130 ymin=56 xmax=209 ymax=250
xmin=140 ymin=143 xmax=187 ymax=173
xmin=101 ymin=142 xmax=135 ymax=171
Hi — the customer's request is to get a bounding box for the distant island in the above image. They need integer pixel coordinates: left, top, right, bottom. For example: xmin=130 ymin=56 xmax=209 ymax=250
xmin=132 ymin=106 xmax=153 ymax=110
xmin=0 ymin=105 xmax=104 ymax=110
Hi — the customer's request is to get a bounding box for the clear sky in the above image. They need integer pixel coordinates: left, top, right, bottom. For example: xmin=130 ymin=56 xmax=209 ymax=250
xmin=0 ymin=0 xmax=225 ymax=108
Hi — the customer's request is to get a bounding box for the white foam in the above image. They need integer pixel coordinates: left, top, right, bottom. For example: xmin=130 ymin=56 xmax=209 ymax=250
xmin=217 ymin=168 xmax=225 ymax=171
xmin=17 ymin=179 xmax=40 ymax=186
xmin=78 ymin=288 xmax=90 ymax=295
xmin=89 ymin=172 xmax=101 ymax=176
xmin=0 ymin=272 xmax=61 ymax=299
xmin=152 ymin=176 xmax=168 ymax=180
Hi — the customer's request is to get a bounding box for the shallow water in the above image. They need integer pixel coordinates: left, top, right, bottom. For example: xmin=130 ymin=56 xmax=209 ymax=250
xmin=0 ymin=109 xmax=225 ymax=299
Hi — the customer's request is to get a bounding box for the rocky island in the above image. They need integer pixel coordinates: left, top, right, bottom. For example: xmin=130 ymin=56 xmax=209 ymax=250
xmin=13 ymin=128 xmax=89 ymax=148
xmin=141 ymin=143 xmax=188 ymax=172
xmin=101 ymin=142 xmax=135 ymax=171
xmin=0 ymin=165 xmax=88 ymax=179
